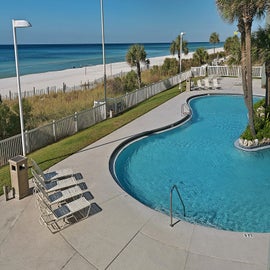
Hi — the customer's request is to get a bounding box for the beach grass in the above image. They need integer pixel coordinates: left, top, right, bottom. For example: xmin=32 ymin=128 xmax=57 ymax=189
xmin=4 ymin=69 xmax=170 ymax=129
xmin=0 ymin=84 xmax=182 ymax=196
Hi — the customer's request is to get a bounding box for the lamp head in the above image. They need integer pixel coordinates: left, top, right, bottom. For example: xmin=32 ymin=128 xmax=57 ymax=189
xmin=12 ymin=20 xmax=32 ymax=28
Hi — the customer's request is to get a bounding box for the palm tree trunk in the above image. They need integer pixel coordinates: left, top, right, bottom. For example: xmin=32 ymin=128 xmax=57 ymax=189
xmin=239 ymin=18 xmax=256 ymax=137
xmin=239 ymin=22 xmax=249 ymax=113
xmin=265 ymin=61 xmax=270 ymax=107
xmin=136 ymin=62 xmax=141 ymax=88
xmin=245 ymin=23 xmax=256 ymax=137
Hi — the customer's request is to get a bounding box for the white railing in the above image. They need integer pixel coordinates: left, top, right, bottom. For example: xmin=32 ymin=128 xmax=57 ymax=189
xmin=191 ymin=65 xmax=207 ymax=77
xmin=207 ymin=65 xmax=263 ymax=78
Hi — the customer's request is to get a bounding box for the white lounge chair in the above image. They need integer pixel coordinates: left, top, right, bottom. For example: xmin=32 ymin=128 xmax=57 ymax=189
xmin=39 ymin=194 xmax=95 ymax=233
xmin=31 ymin=158 xmax=74 ymax=182
xmin=31 ymin=168 xmax=81 ymax=194
xmin=213 ymin=78 xmax=221 ymax=89
xmin=196 ymin=79 xmax=204 ymax=89
xmin=203 ymin=78 xmax=212 ymax=90
xmin=191 ymin=81 xmax=199 ymax=90
xmin=34 ymin=181 xmax=85 ymax=206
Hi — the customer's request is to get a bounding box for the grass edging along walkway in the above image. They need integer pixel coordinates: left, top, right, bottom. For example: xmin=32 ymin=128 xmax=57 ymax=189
xmin=0 ymin=85 xmax=183 ymax=196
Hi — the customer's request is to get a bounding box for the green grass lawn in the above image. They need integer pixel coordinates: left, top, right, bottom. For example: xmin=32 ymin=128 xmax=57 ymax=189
xmin=0 ymin=85 xmax=182 ymax=196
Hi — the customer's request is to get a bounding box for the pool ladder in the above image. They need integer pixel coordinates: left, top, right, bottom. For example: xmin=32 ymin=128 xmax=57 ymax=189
xmin=170 ymin=185 xmax=186 ymax=227
xmin=181 ymin=103 xmax=190 ymax=116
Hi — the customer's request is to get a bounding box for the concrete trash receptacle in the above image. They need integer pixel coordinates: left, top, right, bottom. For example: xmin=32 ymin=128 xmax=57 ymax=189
xmin=8 ymin=155 xmax=29 ymax=199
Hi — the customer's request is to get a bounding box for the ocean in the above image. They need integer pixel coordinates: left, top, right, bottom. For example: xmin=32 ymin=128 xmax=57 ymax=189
xmin=0 ymin=42 xmax=223 ymax=79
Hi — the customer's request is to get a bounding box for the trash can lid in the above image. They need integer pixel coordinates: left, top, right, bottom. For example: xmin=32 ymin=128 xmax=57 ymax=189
xmin=9 ymin=155 xmax=27 ymax=162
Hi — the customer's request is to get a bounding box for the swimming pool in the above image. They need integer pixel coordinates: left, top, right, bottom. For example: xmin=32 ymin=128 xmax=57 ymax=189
xmin=112 ymin=95 xmax=270 ymax=233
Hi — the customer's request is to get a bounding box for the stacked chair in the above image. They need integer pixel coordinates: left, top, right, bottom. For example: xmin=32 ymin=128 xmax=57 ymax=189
xmin=31 ymin=159 xmax=74 ymax=181
xmin=31 ymin=159 xmax=100 ymax=233
xmin=196 ymin=77 xmax=221 ymax=90
xmin=212 ymin=78 xmax=221 ymax=89
xmin=203 ymin=78 xmax=213 ymax=90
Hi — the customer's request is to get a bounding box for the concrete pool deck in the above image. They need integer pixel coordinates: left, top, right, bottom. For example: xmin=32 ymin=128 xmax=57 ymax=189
xmin=0 ymin=77 xmax=269 ymax=270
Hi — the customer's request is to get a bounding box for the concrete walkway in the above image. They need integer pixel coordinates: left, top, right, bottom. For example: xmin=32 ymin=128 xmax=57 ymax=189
xmin=0 ymin=78 xmax=269 ymax=270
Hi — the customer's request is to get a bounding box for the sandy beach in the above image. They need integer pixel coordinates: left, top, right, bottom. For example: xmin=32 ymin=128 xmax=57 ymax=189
xmin=0 ymin=48 xmax=223 ymax=98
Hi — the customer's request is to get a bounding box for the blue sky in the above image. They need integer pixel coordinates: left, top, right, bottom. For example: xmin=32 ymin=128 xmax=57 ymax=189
xmin=0 ymin=0 xmax=266 ymax=44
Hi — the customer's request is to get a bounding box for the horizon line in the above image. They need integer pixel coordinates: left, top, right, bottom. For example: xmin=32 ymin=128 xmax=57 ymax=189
xmin=0 ymin=41 xmax=224 ymax=46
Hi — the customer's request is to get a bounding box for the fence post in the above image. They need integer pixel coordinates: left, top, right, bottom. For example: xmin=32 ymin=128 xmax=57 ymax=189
xmin=93 ymin=107 xmax=96 ymax=123
xmin=74 ymin=112 xmax=78 ymax=133
xmin=114 ymin=99 xmax=117 ymax=114
xmin=52 ymin=120 xmax=57 ymax=141
xmin=125 ymin=92 xmax=128 ymax=109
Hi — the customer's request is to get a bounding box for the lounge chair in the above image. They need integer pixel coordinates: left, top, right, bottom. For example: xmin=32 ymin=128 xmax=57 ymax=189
xmin=31 ymin=158 xmax=74 ymax=182
xmin=213 ymin=78 xmax=221 ymax=89
xmin=33 ymin=181 xmax=85 ymax=206
xmin=31 ymin=168 xmax=81 ymax=194
xmin=191 ymin=81 xmax=199 ymax=90
xmin=196 ymin=79 xmax=204 ymax=89
xmin=39 ymin=193 xmax=96 ymax=233
xmin=203 ymin=78 xmax=212 ymax=90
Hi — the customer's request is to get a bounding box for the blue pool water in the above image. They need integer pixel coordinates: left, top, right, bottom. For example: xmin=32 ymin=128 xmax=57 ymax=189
xmin=113 ymin=95 xmax=270 ymax=232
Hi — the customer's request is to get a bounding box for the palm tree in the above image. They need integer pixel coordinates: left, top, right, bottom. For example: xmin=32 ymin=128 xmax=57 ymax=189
xmin=126 ymin=44 xmax=147 ymax=88
xmin=224 ymin=35 xmax=241 ymax=65
xmin=216 ymin=0 xmax=268 ymax=137
xmin=193 ymin=48 xmax=209 ymax=65
xmin=209 ymin=32 xmax=220 ymax=54
xmin=170 ymin=35 xmax=189 ymax=69
xmin=252 ymin=26 xmax=270 ymax=107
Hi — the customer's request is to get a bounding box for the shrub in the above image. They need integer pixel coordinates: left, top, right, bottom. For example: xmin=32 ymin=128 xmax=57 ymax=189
xmin=241 ymin=99 xmax=270 ymax=140
xmin=107 ymin=77 xmax=124 ymax=95
xmin=241 ymin=126 xmax=255 ymax=140
xmin=0 ymin=103 xmax=20 ymax=139
xmin=181 ymin=59 xmax=192 ymax=72
xmin=123 ymin=70 xmax=138 ymax=92
xmin=254 ymin=98 xmax=265 ymax=111
xmin=150 ymin=65 xmax=160 ymax=75
xmin=161 ymin=58 xmax=178 ymax=76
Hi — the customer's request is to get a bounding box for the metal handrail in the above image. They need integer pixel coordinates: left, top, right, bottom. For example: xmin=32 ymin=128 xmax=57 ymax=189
xmin=170 ymin=184 xmax=186 ymax=227
xmin=181 ymin=103 xmax=190 ymax=116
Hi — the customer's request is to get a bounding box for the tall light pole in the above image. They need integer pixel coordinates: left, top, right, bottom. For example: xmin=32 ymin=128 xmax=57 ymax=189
xmin=12 ymin=19 xmax=32 ymax=157
xmin=100 ymin=0 xmax=107 ymax=118
xmin=179 ymin=32 xmax=185 ymax=90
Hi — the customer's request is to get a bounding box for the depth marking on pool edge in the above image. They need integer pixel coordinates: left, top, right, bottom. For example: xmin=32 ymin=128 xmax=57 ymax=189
xmin=243 ymin=233 xmax=254 ymax=238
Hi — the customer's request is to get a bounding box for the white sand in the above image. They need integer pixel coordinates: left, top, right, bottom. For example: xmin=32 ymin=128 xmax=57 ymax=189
xmin=0 ymin=48 xmax=223 ymax=98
